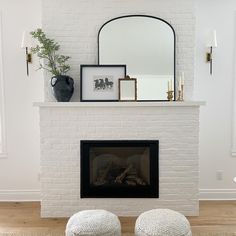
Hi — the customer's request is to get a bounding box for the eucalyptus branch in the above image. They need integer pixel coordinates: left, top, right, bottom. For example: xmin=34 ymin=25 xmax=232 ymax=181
xmin=30 ymin=28 xmax=71 ymax=76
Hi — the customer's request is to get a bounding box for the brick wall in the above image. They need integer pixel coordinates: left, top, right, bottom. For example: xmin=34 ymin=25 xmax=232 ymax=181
xmin=42 ymin=0 xmax=195 ymax=101
xmin=40 ymin=0 xmax=198 ymax=217
xmin=40 ymin=105 xmax=200 ymax=217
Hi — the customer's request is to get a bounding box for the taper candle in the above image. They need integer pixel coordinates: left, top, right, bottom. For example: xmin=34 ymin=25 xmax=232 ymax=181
xmin=178 ymin=76 xmax=182 ymax=91
xmin=181 ymin=72 xmax=185 ymax=85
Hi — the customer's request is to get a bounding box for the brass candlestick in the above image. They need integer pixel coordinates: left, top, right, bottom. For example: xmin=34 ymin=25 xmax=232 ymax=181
xmin=167 ymin=90 xmax=174 ymax=101
xmin=177 ymin=90 xmax=182 ymax=101
xmin=177 ymin=85 xmax=184 ymax=101
xmin=181 ymin=84 xmax=184 ymax=101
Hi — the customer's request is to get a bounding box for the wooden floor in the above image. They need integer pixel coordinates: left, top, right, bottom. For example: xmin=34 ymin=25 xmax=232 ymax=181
xmin=0 ymin=201 xmax=236 ymax=235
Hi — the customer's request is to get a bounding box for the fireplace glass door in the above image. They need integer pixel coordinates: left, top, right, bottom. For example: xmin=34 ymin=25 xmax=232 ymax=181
xmin=81 ymin=140 xmax=159 ymax=198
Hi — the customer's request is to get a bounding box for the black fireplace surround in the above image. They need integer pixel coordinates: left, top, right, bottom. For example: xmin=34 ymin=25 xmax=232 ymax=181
xmin=80 ymin=140 xmax=159 ymax=198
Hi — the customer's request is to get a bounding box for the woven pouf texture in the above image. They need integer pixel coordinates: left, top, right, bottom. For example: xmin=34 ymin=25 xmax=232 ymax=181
xmin=135 ymin=209 xmax=192 ymax=236
xmin=65 ymin=209 xmax=121 ymax=236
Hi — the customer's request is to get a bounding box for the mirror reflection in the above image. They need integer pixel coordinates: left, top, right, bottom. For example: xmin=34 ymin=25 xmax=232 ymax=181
xmin=98 ymin=15 xmax=175 ymax=101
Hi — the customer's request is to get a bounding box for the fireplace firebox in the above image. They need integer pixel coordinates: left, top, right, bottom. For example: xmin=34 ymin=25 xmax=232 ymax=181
xmin=80 ymin=140 xmax=159 ymax=198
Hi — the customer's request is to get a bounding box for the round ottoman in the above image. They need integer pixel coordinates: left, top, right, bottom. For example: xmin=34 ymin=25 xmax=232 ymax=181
xmin=65 ymin=209 xmax=121 ymax=236
xmin=135 ymin=209 xmax=192 ymax=236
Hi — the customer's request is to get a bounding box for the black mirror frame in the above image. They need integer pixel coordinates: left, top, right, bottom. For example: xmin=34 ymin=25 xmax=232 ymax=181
xmin=97 ymin=14 xmax=176 ymax=102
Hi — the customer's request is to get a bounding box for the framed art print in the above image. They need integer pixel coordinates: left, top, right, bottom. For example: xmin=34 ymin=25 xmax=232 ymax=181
xmin=80 ymin=65 xmax=126 ymax=101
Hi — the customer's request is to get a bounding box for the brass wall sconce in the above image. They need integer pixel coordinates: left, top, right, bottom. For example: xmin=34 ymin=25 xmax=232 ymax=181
xmin=21 ymin=31 xmax=32 ymax=76
xmin=206 ymin=30 xmax=217 ymax=75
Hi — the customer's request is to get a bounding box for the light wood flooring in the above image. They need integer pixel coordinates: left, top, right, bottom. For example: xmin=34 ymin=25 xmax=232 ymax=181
xmin=0 ymin=201 xmax=236 ymax=235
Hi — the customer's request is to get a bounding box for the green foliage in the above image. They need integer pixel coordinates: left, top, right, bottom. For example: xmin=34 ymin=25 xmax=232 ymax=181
xmin=30 ymin=29 xmax=70 ymax=76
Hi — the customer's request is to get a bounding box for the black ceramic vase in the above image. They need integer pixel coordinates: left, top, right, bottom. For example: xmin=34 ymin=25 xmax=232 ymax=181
xmin=51 ymin=75 xmax=74 ymax=102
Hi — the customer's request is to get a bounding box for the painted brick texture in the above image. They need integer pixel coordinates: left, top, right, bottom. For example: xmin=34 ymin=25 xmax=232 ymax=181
xmin=40 ymin=106 xmax=200 ymax=217
xmin=40 ymin=0 xmax=198 ymax=217
xmin=42 ymin=0 xmax=195 ymax=101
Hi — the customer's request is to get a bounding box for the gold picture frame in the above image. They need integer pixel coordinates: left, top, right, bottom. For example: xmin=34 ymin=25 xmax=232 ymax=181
xmin=118 ymin=76 xmax=137 ymax=101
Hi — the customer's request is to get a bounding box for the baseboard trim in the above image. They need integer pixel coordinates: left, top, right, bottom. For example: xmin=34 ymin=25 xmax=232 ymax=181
xmin=0 ymin=190 xmax=40 ymax=201
xmin=199 ymin=189 xmax=236 ymax=200
xmin=0 ymin=189 xmax=235 ymax=201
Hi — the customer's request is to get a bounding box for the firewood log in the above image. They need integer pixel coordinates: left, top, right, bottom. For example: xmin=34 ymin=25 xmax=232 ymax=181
xmin=95 ymin=161 xmax=113 ymax=185
xmin=126 ymin=180 xmax=137 ymax=186
xmin=115 ymin=164 xmax=133 ymax=183
xmin=135 ymin=177 xmax=146 ymax=186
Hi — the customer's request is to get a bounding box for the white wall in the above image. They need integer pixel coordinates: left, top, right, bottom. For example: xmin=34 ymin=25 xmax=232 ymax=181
xmin=195 ymin=0 xmax=236 ymax=198
xmin=0 ymin=0 xmax=236 ymax=201
xmin=0 ymin=0 xmax=43 ymax=200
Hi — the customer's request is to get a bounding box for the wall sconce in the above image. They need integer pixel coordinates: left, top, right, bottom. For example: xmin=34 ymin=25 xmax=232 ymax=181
xmin=21 ymin=31 xmax=32 ymax=76
xmin=206 ymin=30 xmax=217 ymax=75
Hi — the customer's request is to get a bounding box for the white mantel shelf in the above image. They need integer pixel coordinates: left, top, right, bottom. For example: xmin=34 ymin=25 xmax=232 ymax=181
xmin=34 ymin=101 xmax=205 ymax=108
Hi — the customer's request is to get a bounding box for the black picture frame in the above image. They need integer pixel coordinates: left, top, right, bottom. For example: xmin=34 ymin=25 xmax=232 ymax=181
xmin=80 ymin=65 xmax=126 ymax=102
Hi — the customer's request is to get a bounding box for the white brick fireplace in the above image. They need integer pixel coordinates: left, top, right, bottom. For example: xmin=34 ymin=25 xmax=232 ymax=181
xmin=36 ymin=0 xmax=202 ymax=218
xmin=35 ymin=102 xmax=203 ymax=217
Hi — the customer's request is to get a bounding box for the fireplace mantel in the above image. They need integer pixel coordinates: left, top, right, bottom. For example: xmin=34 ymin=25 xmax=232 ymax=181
xmin=34 ymin=101 xmax=205 ymax=108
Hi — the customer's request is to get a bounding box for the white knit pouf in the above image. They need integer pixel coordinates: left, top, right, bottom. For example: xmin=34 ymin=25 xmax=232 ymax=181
xmin=135 ymin=209 xmax=192 ymax=236
xmin=65 ymin=209 xmax=121 ymax=236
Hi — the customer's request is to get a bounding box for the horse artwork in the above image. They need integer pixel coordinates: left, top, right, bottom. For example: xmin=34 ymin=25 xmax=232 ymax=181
xmin=93 ymin=76 xmax=114 ymax=91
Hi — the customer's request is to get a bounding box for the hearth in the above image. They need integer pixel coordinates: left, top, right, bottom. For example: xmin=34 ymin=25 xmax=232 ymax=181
xmin=80 ymin=140 xmax=159 ymax=198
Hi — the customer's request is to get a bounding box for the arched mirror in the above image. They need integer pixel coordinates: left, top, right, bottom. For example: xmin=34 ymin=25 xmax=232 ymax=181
xmin=98 ymin=15 xmax=176 ymax=101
